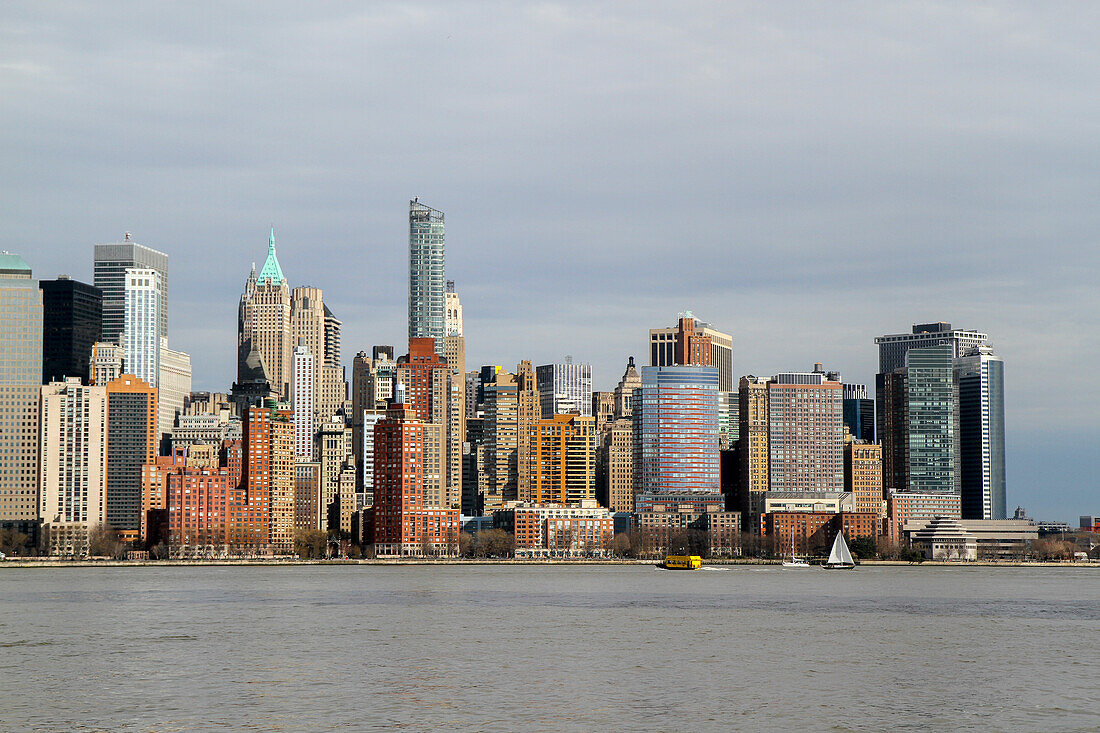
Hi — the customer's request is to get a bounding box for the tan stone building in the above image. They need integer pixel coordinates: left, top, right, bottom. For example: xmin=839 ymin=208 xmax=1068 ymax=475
xmin=738 ymin=376 xmax=769 ymax=517
xmin=845 ymin=438 xmax=884 ymax=518
xmin=40 ymin=379 xmax=108 ymax=555
xmin=599 ymin=418 xmax=635 ymax=512
xmin=0 ymin=252 xmax=42 ymax=524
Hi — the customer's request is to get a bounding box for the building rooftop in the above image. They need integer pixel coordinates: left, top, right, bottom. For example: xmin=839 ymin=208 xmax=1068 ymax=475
xmin=0 ymin=251 xmax=31 ymax=277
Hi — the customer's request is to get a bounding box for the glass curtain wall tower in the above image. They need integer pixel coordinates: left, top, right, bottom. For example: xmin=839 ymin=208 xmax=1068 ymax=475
xmin=94 ymin=234 xmax=168 ymax=346
xmin=408 ymin=199 xmax=445 ymax=355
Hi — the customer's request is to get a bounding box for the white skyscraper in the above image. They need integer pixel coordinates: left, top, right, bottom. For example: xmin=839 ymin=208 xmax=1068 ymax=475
xmin=536 ymin=360 xmax=593 ymax=418
xmin=123 ymin=268 xmax=162 ymax=388
xmin=293 ymin=342 xmax=315 ymax=460
xmin=360 ymin=410 xmax=386 ymax=505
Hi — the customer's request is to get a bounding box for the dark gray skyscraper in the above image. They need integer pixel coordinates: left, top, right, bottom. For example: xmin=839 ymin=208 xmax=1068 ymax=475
xmin=94 ymin=234 xmax=168 ymax=345
xmin=408 ymin=199 xmax=445 ymax=354
xmin=40 ymin=276 xmax=102 ymax=384
xmin=955 ymin=346 xmax=1006 ymax=520
xmin=842 ymin=383 xmax=875 ymax=443
xmin=879 ymin=345 xmax=959 ymax=495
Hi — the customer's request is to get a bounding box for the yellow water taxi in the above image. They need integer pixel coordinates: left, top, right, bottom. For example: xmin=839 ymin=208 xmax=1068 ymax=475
xmin=663 ymin=555 xmax=702 ymax=570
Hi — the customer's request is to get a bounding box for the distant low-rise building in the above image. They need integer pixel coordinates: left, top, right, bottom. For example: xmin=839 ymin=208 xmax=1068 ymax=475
xmin=906 ymin=516 xmax=977 ymax=561
xmin=761 ymin=511 xmax=880 ymax=556
xmin=495 ymin=501 xmax=613 ymax=558
xmin=903 ymin=518 xmax=1038 ymax=560
xmin=631 ymin=492 xmax=740 ymax=557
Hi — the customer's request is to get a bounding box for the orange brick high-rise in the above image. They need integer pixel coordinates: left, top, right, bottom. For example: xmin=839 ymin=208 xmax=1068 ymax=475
xmin=371 ymin=390 xmax=458 ymax=557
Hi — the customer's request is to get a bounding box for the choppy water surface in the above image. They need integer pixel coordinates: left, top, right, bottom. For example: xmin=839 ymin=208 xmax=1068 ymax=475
xmin=1 ymin=565 xmax=1098 ymax=732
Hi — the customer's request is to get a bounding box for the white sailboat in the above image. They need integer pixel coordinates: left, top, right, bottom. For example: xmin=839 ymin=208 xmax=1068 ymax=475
xmin=822 ymin=530 xmax=856 ymax=570
xmin=782 ymin=532 xmax=810 ymax=568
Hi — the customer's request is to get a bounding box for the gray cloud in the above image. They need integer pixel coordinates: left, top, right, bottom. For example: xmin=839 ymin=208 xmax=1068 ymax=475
xmin=2 ymin=2 xmax=1097 ymax=521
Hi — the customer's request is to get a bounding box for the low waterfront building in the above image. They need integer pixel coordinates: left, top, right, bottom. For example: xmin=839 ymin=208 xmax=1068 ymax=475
xmin=494 ymin=500 xmax=613 ymax=558
xmin=633 ymin=501 xmax=741 ymax=557
xmin=903 ymin=518 xmax=1038 ymax=560
xmin=761 ymin=511 xmax=880 ymax=555
xmin=906 ymin=516 xmax=977 ymax=561
xmin=887 ymin=490 xmax=962 ymax=542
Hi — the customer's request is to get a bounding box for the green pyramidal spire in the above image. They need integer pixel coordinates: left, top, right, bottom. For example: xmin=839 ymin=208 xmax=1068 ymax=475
xmin=257 ymin=226 xmax=285 ymax=285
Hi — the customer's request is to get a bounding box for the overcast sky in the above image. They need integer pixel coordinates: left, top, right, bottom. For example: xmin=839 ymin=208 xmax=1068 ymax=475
xmin=2 ymin=3 xmax=1097 ymax=521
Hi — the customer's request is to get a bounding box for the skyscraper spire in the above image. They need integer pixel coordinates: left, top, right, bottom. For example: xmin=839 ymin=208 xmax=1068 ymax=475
xmin=258 ymin=226 xmax=285 ymax=285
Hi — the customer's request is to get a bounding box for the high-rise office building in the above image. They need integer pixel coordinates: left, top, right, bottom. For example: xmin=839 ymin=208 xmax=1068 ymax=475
xmin=719 ymin=390 xmax=739 ymax=449
xmin=515 ymin=361 xmax=540 ymax=503
xmin=766 ymin=369 xmax=844 ymax=494
xmin=238 ymin=229 xmax=291 ymax=399
xmin=842 ymin=383 xmax=875 ymax=443
xmin=122 ymin=268 xmax=162 ymax=388
xmin=293 ymin=342 xmax=315 ymax=460
xmin=372 ymin=394 xmax=459 ymax=557
xmin=445 ymin=280 xmax=463 ymax=336
xmin=465 ymin=370 xmax=481 ymax=418
xmin=360 ymin=410 xmax=385 ymax=508
xmin=844 ymin=438 xmax=884 ymax=518
xmin=875 ymin=322 xmax=988 ymax=374
xmin=90 ymin=342 xmax=124 ymax=386
xmin=593 ymin=391 xmax=614 ymax=434
xmin=240 ymin=405 xmax=294 ymax=553
xmin=396 ymin=338 xmax=455 ymax=508
xmin=408 ymin=199 xmax=445 ymax=354
xmin=39 ymin=379 xmax=107 ymax=554
xmin=479 ymin=368 xmax=519 ymax=510
xmin=634 ymin=366 xmax=720 ymax=495
xmin=649 ymin=313 xmax=734 ymax=392
xmin=613 ymin=356 xmax=641 ymax=420
xmin=291 ymin=286 xmax=326 ymax=416
xmin=525 ymin=414 xmax=596 ymax=505
xmin=880 ymin=345 xmax=960 ymax=496
xmin=596 ymin=357 xmax=641 ymax=512
xmin=955 ymin=346 xmax=1006 ymax=520
xmin=598 ymin=419 xmax=635 ymax=512
xmin=157 ymin=338 xmax=191 ymax=444
xmin=0 ymin=252 xmax=43 ymax=523
xmin=738 ymin=376 xmax=769 ymax=515
xmin=370 ymin=346 xmax=396 ymax=409
xmin=104 ymin=375 xmax=158 ymax=541
xmin=316 ymin=414 xmax=354 ymax=530
xmin=94 ymin=234 xmax=168 ymax=346
xmin=537 ymin=360 xmax=592 ymax=418
xmin=40 ymin=277 xmax=102 ymax=384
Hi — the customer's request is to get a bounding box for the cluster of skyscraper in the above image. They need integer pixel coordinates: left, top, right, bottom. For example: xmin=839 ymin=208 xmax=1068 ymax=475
xmin=0 ymin=202 xmax=1009 ymax=558
xmin=0 ymin=237 xmax=194 ymax=552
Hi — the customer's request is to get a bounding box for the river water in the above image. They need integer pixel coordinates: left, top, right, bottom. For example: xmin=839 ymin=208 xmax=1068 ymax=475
xmin=1 ymin=565 xmax=1097 ymax=732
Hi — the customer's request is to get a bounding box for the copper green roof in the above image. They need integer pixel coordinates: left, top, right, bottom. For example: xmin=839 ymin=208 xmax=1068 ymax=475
xmin=257 ymin=227 xmax=285 ymax=285
xmin=0 ymin=251 xmax=32 ymax=276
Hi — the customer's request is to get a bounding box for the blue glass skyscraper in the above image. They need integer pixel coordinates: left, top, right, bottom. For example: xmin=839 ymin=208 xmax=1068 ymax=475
xmin=633 ymin=366 xmax=720 ymax=496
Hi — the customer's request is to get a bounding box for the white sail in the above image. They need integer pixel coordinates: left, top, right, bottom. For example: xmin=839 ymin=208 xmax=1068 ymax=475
xmin=827 ymin=532 xmax=855 ymax=566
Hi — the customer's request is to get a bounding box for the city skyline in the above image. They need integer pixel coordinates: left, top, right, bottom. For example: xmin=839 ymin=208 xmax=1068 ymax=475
xmin=2 ymin=4 xmax=1097 ymax=522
